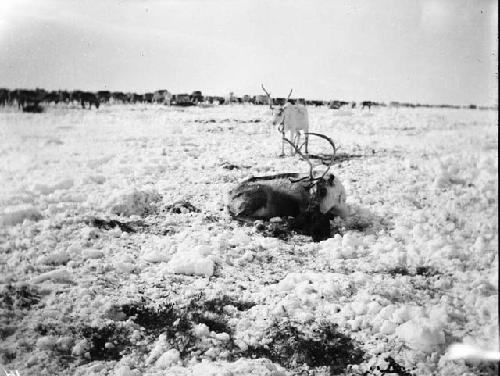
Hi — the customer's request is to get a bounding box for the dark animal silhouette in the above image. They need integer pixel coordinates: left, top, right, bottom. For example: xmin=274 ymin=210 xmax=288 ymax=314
xmin=228 ymin=134 xmax=348 ymax=242
xmin=14 ymin=89 xmax=47 ymax=110
xmin=72 ymin=91 xmax=100 ymax=109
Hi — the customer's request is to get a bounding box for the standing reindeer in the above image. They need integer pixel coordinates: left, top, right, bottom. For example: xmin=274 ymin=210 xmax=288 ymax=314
xmin=228 ymin=133 xmax=347 ymax=241
xmin=262 ymin=84 xmax=309 ymax=156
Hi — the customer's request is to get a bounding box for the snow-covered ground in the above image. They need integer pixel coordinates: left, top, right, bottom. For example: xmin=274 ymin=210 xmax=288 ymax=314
xmin=0 ymin=104 xmax=498 ymax=375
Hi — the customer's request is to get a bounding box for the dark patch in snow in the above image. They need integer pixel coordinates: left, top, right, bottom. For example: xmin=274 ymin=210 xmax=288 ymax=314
xmin=202 ymin=214 xmax=223 ymax=223
xmin=34 ymin=322 xmax=59 ymax=336
xmin=115 ymin=294 xmax=256 ymax=358
xmin=194 ymin=119 xmax=217 ymax=123
xmin=241 ymin=319 xmax=364 ymax=374
xmin=381 ymin=356 xmax=413 ymax=376
xmin=86 ymin=217 xmax=142 ymax=233
xmin=205 ymin=126 xmax=235 ymax=133
xmin=194 ymin=119 xmax=261 ymax=124
xmin=78 ymin=323 xmax=131 ymax=361
xmin=0 ymin=325 xmax=16 ymax=340
xmin=0 ymin=284 xmax=41 ymax=311
xmin=120 ymin=300 xmax=178 ymax=334
xmin=185 ymin=295 xmax=255 ymax=334
xmin=464 ymin=361 xmax=499 ymax=376
xmin=255 ymin=220 xmax=293 ymax=241
xmin=415 ymin=266 xmax=439 ymax=277
xmin=254 ymin=214 xmax=339 ymax=242
xmin=30 ymin=321 xmax=135 ymax=365
xmin=193 ymin=313 xmax=230 ymax=334
xmin=119 ymin=294 xmax=254 ymax=337
xmin=309 ymin=152 xmax=364 ymax=163
xmin=0 ymin=347 xmax=16 ymax=363
xmin=387 ymin=266 xmax=439 ymax=278
xmin=221 ymin=162 xmax=240 ymax=170
xmin=164 ymin=200 xmax=201 ymax=214
xmin=358 ymin=356 xmax=413 ymax=375
xmin=387 ymin=266 xmax=413 ymax=277
xmin=202 ymin=295 xmax=256 ymax=314
xmin=220 ymin=161 xmax=251 ymax=170
xmin=33 ymin=321 xmax=134 ymax=362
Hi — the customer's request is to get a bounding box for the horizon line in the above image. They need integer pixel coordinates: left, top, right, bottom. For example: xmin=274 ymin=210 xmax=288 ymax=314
xmin=1 ymin=86 xmax=498 ymax=108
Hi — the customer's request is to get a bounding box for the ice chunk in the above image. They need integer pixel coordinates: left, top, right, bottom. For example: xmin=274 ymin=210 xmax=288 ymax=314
xmin=32 ymin=179 xmax=74 ymax=195
xmin=367 ymin=301 xmax=382 ymax=315
xmin=155 ymin=349 xmax=180 ymax=368
xmin=0 ymin=205 xmax=42 ymax=226
xmin=380 ymin=320 xmax=397 ymax=335
xmin=105 ymin=188 xmax=161 ymax=216
xmin=37 ymin=251 xmax=70 ymax=265
xmin=146 ymin=334 xmax=168 ymax=365
xmin=53 ymin=178 xmax=74 ymax=191
xmin=193 ymin=323 xmax=210 ymax=338
xmin=115 ymin=262 xmax=135 ymax=274
xmin=396 ymin=320 xmax=445 ymax=352
xmin=114 ymin=365 xmax=140 ymax=376
xmin=351 ymin=299 xmax=369 ymax=315
xmin=71 ymin=339 xmax=90 ymax=357
xmin=31 ymin=269 xmax=73 ymax=283
xmin=167 ymin=251 xmax=215 ymax=277
xmin=141 ymin=249 xmax=170 ymax=263
xmin=392 ymin=306 xmax=411 ymax=324
xmin=87 ymin=175 xmax=106 ymax=184
xmin=82 ymin=249 xmax=104 ymax=259
xmin=36 ymin=336 xmax=58 ymax=350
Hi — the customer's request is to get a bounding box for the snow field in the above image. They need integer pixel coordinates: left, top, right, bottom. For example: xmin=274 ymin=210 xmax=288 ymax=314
xmin=0 ymin=105 xmax=498 ymax=375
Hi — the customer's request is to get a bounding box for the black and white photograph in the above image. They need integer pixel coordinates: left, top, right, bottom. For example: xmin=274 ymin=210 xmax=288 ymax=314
xmin=0 ymin=0 xmax=498 ymax=375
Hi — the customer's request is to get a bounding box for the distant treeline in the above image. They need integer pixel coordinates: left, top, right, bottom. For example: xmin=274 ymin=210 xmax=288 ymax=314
xmin=0 ymin=88 xmax=496 ymax=111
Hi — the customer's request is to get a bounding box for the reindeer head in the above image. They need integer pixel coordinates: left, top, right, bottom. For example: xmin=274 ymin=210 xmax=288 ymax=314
xmin=313 ymin=173 xmax=348 ymax=218
xmin=272 ymin=106 xmax=286 ymax=126
xmin=261 ymin=84 xmax=293 ymax=125
xmin=284 ymin=133 xmax=349 ymax=219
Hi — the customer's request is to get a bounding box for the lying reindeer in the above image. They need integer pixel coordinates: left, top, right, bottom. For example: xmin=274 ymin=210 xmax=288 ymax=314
xmin=228 ymin=133 xmax=348 ymax=241
xmin=262 ymin=85 xmax=309 ymax=156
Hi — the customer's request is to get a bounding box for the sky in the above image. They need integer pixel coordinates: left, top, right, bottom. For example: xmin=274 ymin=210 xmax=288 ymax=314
xmin=0 ymin=0 xmax=497 ymax=105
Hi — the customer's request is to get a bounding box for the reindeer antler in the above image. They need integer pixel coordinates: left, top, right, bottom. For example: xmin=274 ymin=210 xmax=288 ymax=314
xmin=287 ymin=89 xmax=293 ymax=102
xmin=261 ymin=84 xmax=273 ymax=109
xmin=306 ymin=132 xmax=337 ymax=179
xmin=284 ymin=132 xmax=338 ymax=187
xmin=282 ymin=137 xmax=314 ymax=180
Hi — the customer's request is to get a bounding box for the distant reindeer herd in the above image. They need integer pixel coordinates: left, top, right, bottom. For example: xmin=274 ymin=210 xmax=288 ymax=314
xmin=0 ymin=87 xmax=392 ymax=113
xmin=0 ymin=87 xmax=488 ymax=113
xmin=0 ymin=88 xmax=175 ymax=111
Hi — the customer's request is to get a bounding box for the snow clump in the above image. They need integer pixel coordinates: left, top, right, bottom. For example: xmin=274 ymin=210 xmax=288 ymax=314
xmin=395 ymin=319 xmax=445 ymax=352
xmin=165 ymin=244 xmax=215 ymax=277
xmin=105 ymin=188 xmax=161 ymax=216
xmin=32 ymin=178 xmax=74 ymax=195
xmin=30 ymin=269 xmax=74 ymax=284
xmin=0 ymin=205 xmax=42 ymax=226
xmin=140 ymin=237 xmax=175 ymax=263
xmin=180 ymin=358 xmax=287 ymax=376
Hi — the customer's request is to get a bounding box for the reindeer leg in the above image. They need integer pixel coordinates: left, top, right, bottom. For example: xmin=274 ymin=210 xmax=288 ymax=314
xmin=289 ymin=131 xmax=295 ymax=156
xmin=280 ymin=131 xmax=285 ymax=157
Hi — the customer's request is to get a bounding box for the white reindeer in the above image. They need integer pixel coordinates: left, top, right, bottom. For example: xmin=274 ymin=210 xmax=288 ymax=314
xmin=262 ymin=85 xmax=309 ymax=156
